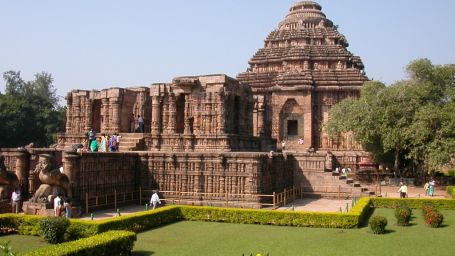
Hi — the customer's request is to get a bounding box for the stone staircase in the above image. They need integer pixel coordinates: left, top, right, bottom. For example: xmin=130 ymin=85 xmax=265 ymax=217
xmin=118 ymin=133 xmax=147 ymax=152
xmin=298 ymin=168 xmax=376 ymax=199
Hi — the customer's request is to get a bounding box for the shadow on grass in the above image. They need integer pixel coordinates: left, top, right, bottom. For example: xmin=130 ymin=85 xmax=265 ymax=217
xmin=359 ymin=207 xmax=375 ymax=228
xmin=383 ymin=229 xmax=396 ymax=234
xmin=133 ymin=251 xmax=154 ymax=256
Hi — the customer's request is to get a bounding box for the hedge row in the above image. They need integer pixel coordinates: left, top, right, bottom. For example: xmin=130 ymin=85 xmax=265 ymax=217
xmin=370 ymin=198 xmax=455 ymax=209
xmin=23 ymin=230 xmax=136 ymax=256
xmin=0 ymin=214 xmax=41 ymax=236
xmin=447 ymin=186 xmax=455 ymax=198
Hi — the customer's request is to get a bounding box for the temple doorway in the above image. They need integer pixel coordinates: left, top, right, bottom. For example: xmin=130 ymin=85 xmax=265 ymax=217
xmin=176 ymin=94 xmax=185 ymax=133
xmin=287 ymin=120 xmax=298 ymax=136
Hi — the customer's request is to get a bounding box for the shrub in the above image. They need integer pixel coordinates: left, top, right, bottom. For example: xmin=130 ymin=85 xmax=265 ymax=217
xmin=369 ymin=216 xmax=388 ymax=234
xmin=425 ymin=210 xmax=444 ymax=228
xmin=38 ymin=217 xmax=69 ymax=244
xmin=24 ymin=230 xmax=136 ymax=256
xmin=394 ymin=203 xmax=412 ymax=226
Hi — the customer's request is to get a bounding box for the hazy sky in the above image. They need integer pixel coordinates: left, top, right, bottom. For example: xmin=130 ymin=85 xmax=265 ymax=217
xmin=1 ymin=0 xmax=454 ymax=104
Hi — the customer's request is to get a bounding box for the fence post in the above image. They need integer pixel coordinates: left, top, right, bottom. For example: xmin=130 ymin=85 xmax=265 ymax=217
xmin=114 ymin=189 xmax=117 ymax=210
xmin=85 ymin=192 xmax=89 ymax=215
xmin=293 ymin=186 xmax=296 ymax=202
xmin=273 ymin=192 xmax=276 ymax=209
xmin=284 ymin=188 xmax=287 ymax=207
xmin=139 ymin=187 xmax=142 ymax=205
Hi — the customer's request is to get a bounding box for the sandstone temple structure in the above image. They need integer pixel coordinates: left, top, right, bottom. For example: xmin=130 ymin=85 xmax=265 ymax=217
xmin=0 ymin=1 xmax=376 ymax=214
xmin=238 ymin=1 xmax=368 ymax=151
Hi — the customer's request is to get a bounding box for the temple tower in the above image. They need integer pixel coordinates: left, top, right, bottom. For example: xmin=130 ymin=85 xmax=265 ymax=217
xmin=237 ymin=1 xmax=368 ymax=151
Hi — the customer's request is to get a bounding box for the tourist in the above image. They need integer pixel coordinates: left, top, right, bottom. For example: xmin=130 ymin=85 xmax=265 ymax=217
xmin=298 ymin=137 xmax=304 ymax=145
xmin=87 ymin=128 xmax=96 ymax=148
xmin=90 ymin=138 xmax=99 ymax=152
xmin=64 ymin=199 xmax=72 ymax=218
xmin=138 ymin=115 xmax=144 ymax=133
xmin=116 ymin=133 xmax=121 ymax=151
xmin=11 ymin=188 xmax=21 ymax=213
xmin=398 ymin=183 xmax=408 ymax=198
xmin=150 ymin=190 xmax=161 ymax=209
xmin=424 ymin=181 xmax=430 ymax=196
xmin=54 ymin=194 xmax=62 ymax=216
xmin=429 ymin=178 xmax=436 ymax=196
xmin=130 ymin=113 xmax=135 ymax=133
xmin=109 ymin=134 xmax=117 ymax=152
xmin=56 ymin=200 xmax=65 ymax=217
xmin=100 ymin=134 xmax=107 ymax=152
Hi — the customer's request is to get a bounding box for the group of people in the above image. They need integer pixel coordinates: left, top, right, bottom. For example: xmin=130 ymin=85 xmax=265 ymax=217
xmin=424 ymin=178 xmax=437 ymax=197
xmin=80 ymin=129 xmax=121 ymax=153
xmin=53 ymin=194 xmax=72 ymax=218
xmin=334 ymin=167 xmax=352 ymax=177
xmin=398 ymin=178 xmax=437 ymax=198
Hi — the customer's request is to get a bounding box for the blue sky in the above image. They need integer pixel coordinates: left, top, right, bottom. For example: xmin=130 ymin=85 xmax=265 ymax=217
xmin=1 ymin=0 xmax=454 ymax=104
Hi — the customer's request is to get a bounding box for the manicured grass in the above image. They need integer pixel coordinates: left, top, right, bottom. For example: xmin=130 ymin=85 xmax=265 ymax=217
xmin=0 ymin=234 xmax=48 ymax=253
xmin=133 ymin=209 xmax=455 ymax=256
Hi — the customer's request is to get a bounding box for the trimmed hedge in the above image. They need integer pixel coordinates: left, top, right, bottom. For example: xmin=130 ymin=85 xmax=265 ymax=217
xmin=370 ymin=198 xmax=455 ymax=209
xmin=0 ymin=214 xmax=41 ymax=236
xmin=447 ymin=186 xmax=455 ymax=198
xmin=179 ymin=205 xmax=364 ymax=229
xmin=369 ymin=216 xmax=387 ymax=234
xmin=23 ymin=230 xmax=136 ymax=256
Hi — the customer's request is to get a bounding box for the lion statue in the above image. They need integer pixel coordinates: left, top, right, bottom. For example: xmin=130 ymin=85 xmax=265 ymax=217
xmin=0 ymin=155 xmax=19 ymax=199
xmin=30 ymin=154 xmax=71 ymax=203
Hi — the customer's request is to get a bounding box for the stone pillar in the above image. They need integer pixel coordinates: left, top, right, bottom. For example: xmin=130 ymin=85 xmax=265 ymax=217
xmin=110 ymin=98 xmax=121 ymax=133
xmin=168 ymin=94 xmax=176 ymax=133
xmin=101 ymin=98 xmax=110 ymax=133
xmin=151 ymin=96 xmax=161 ymax=134
xmin=216 ymin=96 xmax=225 ymax=134
xmin=257 ymin=101 xmax=265 ymax=137
xmin=65 ymin=93 xmax=73 ymax=133
xmin=84 ymin=98 xmax=92 ymax=131
xmin=184 ymin=95 xmax=192 ymax=135
xmin=14 ymin=150 xmax=29 ymax=196
xmin=63 ymin=151 xmax=80 ymax=200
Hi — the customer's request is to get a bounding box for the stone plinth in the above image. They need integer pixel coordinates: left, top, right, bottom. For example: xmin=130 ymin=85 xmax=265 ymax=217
xmin=22 ymin=201 xmax=53 ymax=216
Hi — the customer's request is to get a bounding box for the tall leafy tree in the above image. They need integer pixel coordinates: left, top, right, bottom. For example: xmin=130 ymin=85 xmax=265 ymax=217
xmin=326 ymin=59 xmax=455 ymax=176
xmin=0 ymin=71 xmax=65 ymax=148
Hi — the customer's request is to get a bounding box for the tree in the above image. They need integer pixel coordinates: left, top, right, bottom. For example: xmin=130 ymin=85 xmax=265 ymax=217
xmin=0 ymin=71 xmax=65 ymax=148
xmin=326 ymin=59 xmax=455 ymax=176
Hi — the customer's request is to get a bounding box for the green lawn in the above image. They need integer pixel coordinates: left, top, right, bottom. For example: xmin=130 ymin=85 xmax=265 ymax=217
xmin=1 ymin=209 xmax=453 ymax=255
xmin=0 ymin=234 xmax=47 ymax=253
xmin=133 ymin=209 xmax=455 ymax=256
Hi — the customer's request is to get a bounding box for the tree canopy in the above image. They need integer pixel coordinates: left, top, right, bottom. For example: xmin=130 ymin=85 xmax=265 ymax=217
xmin=326 ymin=59 xmax=455 ymax=176
xmin=0 ymin=71 xmax=65 ymax=148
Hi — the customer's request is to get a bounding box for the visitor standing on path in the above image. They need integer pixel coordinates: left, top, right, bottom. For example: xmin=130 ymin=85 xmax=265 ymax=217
xmin=54 ymin=194 xmax=62 ymax=216
xmin=150 ymin=190 xmax=161 ymax=209
xmin=281 ymin=140 xmax=286 ymax=151
xmin=398 ymin=183 xmax=408 ymax=198
xmin=11 ymin=188 xmax=21 ymax=213
xmin=429 ymin=178 xmax=436 ymax=196
xmin=424 ymin=181 xmax=430 ymax=196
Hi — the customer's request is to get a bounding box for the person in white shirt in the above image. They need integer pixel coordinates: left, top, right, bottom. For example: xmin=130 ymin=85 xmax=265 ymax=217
xmin=398 ymin=183 xmax=408 ymax=198
xmin=54 ymin=194 xmax=62 ymax=216
xmin=150 ymin=190 xmax=161 ymax=209
xmin=11 ymin=188 xmax=21 ymax=213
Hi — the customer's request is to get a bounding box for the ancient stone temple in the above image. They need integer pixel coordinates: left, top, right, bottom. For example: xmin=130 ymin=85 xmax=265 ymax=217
xmin=0 ymin=1 xmax=376 ymax=214
xmin=237 ymin=1 xmax=368 ymax=151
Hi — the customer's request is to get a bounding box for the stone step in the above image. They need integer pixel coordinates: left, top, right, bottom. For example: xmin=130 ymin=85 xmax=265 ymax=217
xmin=353 ymin=182 xmax=361 ymax=187
xmin=346 ymin=179 xmax=354 ymax=184
xmin=339 ymin=176 xmax=347 ymax=180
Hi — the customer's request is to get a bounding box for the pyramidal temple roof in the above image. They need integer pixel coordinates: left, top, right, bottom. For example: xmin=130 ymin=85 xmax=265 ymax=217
xmin=237 ymin=1 xmax=368 ymax=91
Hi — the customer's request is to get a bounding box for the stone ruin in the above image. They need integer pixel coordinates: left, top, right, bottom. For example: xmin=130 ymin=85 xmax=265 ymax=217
xmin=0 ymin=1 xmax=377 ymax=214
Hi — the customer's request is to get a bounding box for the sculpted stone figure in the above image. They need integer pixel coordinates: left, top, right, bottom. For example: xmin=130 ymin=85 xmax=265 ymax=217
xmin=0 ymin=155 xmax=19 ymax=199
xmin=30 ymin=154 xmax=71 ymax=203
